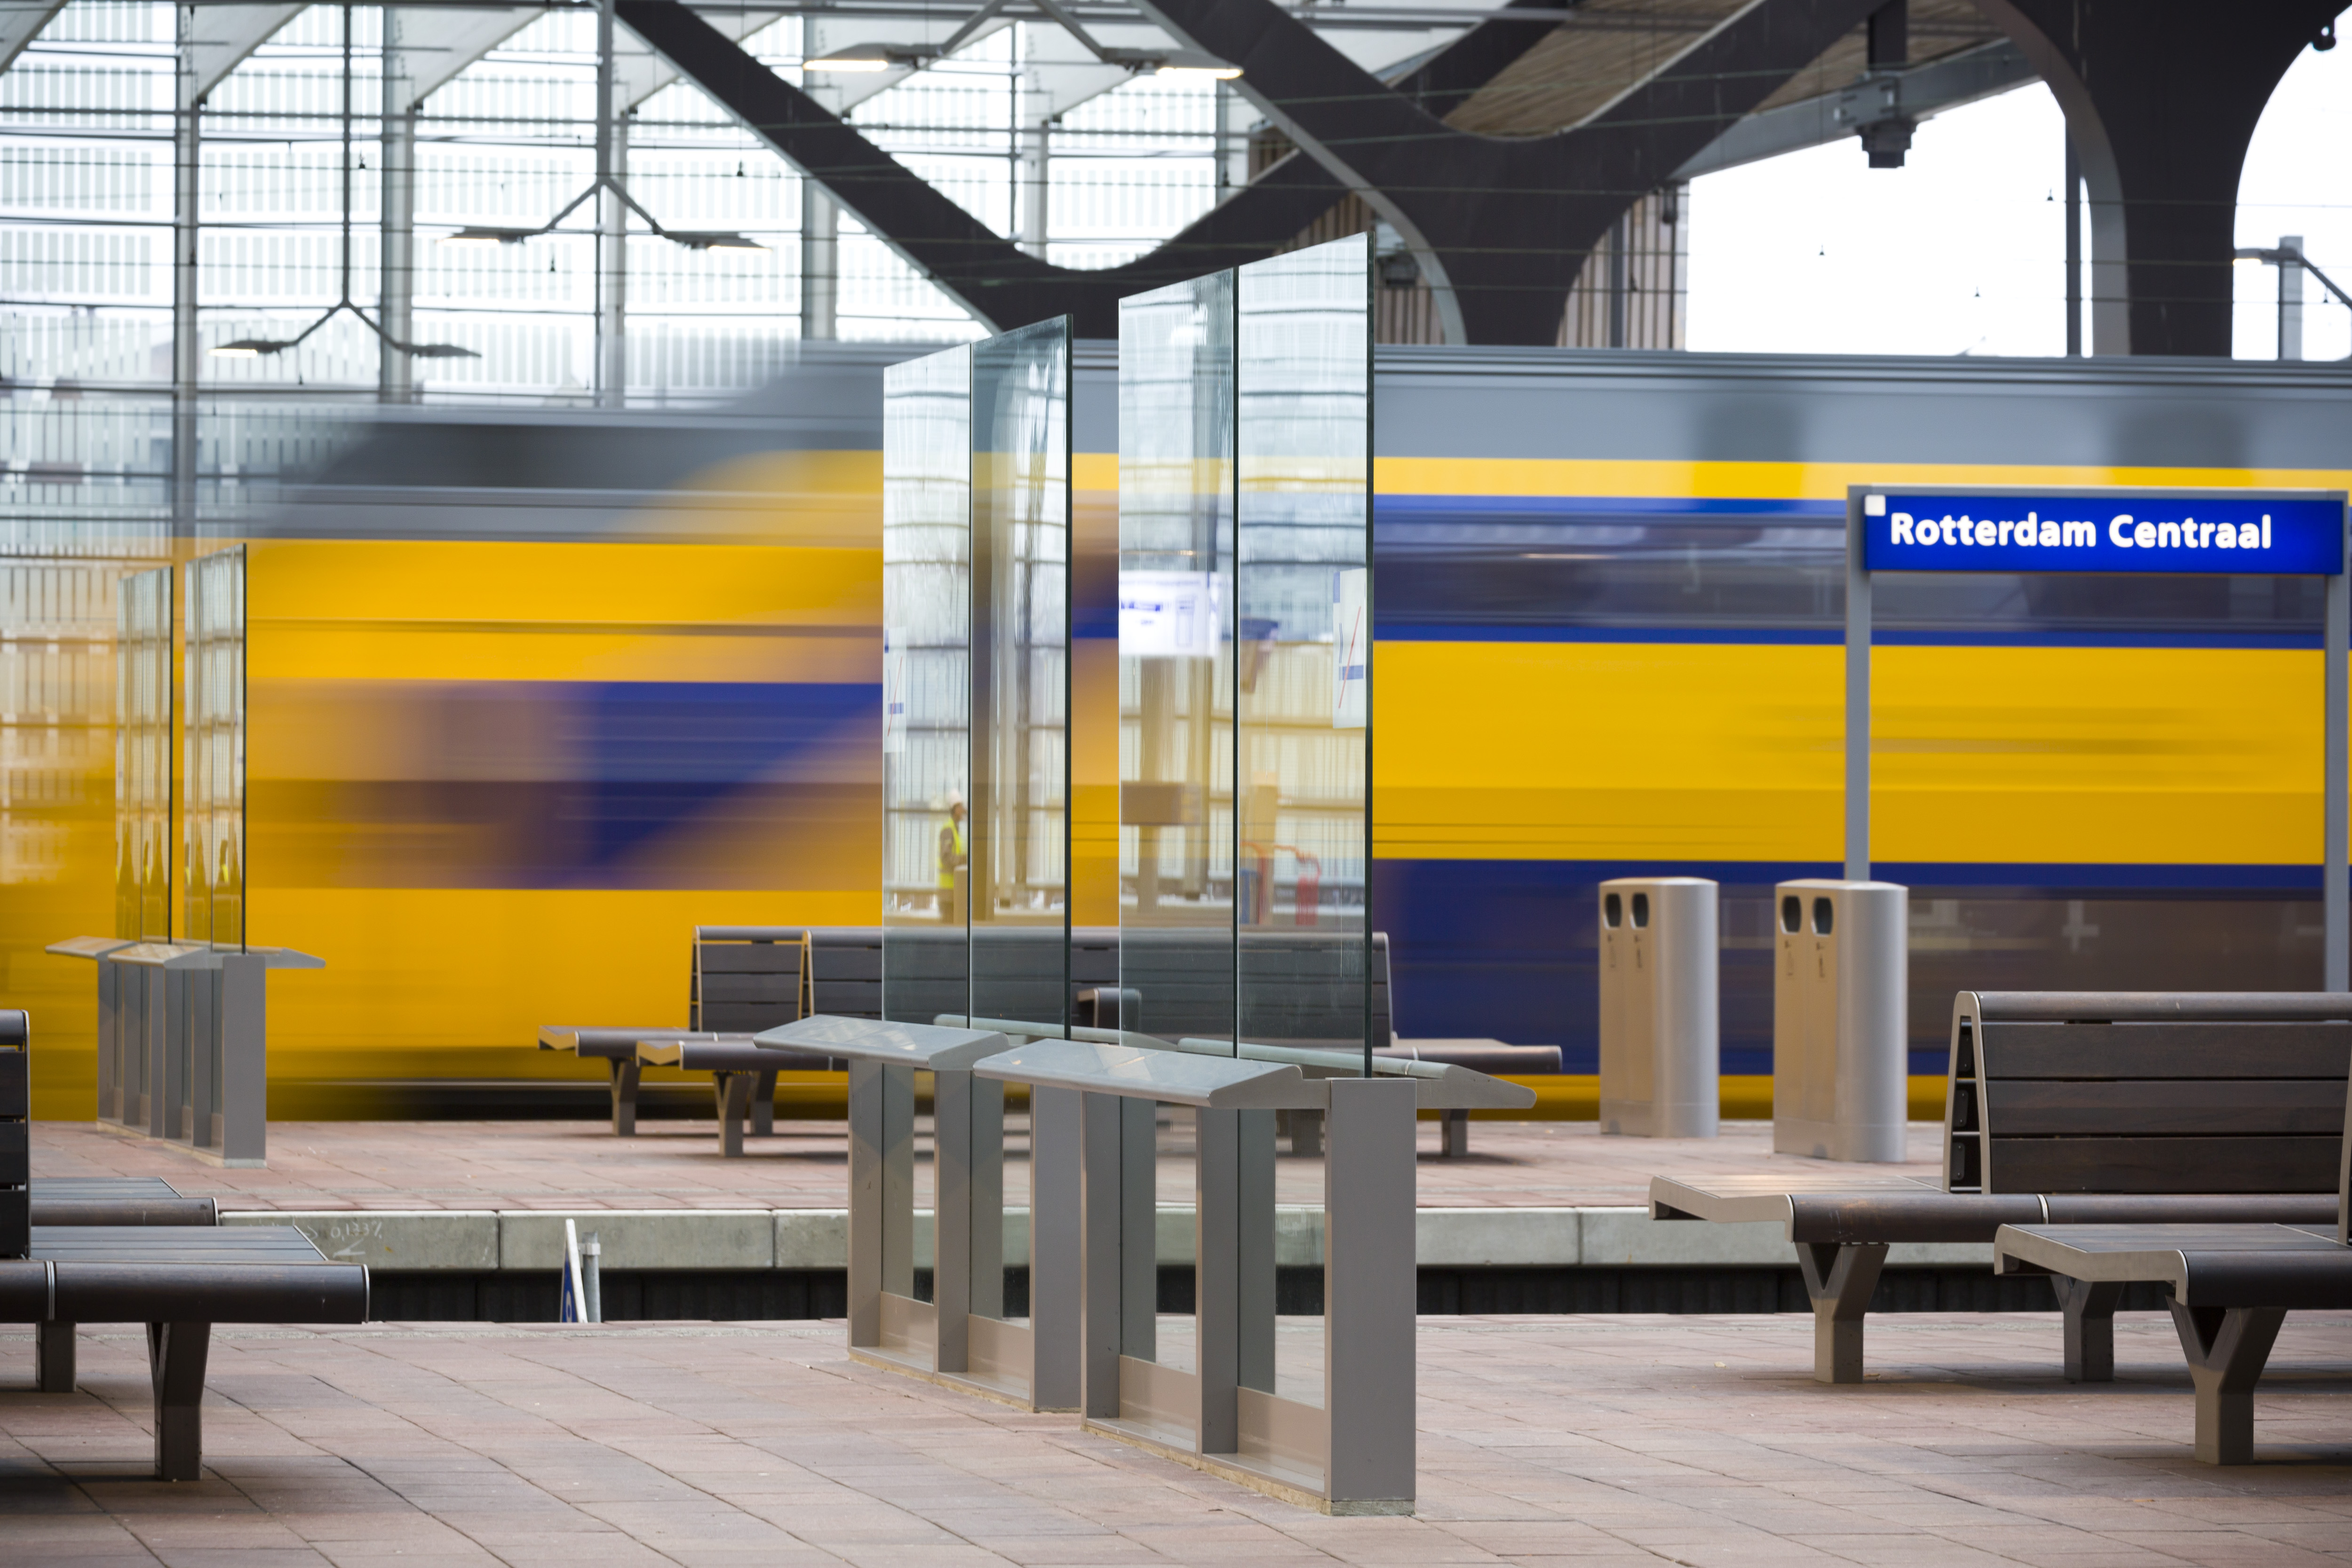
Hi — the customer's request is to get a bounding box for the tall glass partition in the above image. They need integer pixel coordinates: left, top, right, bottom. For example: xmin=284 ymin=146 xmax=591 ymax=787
xmin=882 ymin=345 xmax=974 ymax=1026
xmin=1235 ymin=237 xmax=1374 ymax=1068
xmin=183 ymin=548 xmax=246 ymax=951
xmin=1118 ymin=271 xmax=1238 ymax=1051
xmin=970 ymin=319 xmax=1073 ymax=1028
xmin=115 ymin=566 xmax=172 ymax=942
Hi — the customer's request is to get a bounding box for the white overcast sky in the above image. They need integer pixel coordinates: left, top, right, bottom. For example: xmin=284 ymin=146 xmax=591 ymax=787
xmin=1685 ymin=39 xmax=2352 ymax=361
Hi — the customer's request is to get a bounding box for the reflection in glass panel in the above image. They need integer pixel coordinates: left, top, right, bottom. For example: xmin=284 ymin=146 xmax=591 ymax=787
xmin=1118 ymin=271 xmax=1236 ymax=1050
xmin=183 ymin=548 xmax=246 ymax=950
xmin=1235 ymin=235 xmax=1372 ymax=1064
xmin=116 ymin=566 xmax=172 ymax=942
xmin=882 ymin=344 xmax=973 ymax=1025
xmin=970 ymin=318 xmax=1072 ymax=1032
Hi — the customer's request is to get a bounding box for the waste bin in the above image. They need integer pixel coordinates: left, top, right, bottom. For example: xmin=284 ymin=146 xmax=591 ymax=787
xmin=1772 ymin=878 xmax=1907 ymax=1162
xmin=1597 ymin=876 xmax=1718 ymax=1138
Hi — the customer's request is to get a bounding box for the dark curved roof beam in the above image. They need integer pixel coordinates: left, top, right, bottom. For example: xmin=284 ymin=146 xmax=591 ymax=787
xmin=1133 ymin=0 xmax=1888 ymax=343
xmin=616 ymin=0 xmax=1576 ymax=336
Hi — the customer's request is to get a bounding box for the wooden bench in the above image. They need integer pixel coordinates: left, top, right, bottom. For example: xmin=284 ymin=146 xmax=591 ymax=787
xmin=539 ymin=927 xmax=818 ymax=1138
xmin=1991 ymin=995 xmax=2352 ymax=1464
xmin=1651 ymin=991 xmax=2347 ymax=1384
xmin=4 ymin=1225 xmax=369 ymax=1479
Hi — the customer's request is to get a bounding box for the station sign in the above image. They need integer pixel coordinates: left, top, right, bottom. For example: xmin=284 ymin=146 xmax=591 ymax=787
xmin=1858 ymin=488 xmax=2345 ymax=575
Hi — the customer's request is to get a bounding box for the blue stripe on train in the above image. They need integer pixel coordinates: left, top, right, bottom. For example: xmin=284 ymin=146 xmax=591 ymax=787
xmin=1369 ymin=858 xmax=2329 ymax=1077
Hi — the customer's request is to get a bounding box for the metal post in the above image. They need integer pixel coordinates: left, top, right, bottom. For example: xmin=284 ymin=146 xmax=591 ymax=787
xmin=2280 ymin=234 xmax=2304 ymax=362
xmin=846 ymin=1057 xmax=883 ymax=1346
xmin=379 ymin=10 xmax=414 ymax=403
xmin=1844 ymin=496 xmax=1871 ymax=882
xmin=2327 ymin=531 xmax=2347 ymax=992
xmin=1606 ymin=212 xmax=1628 ymax=349
xmin=801 ymin=188 xmax=837 ymax=339
xmin=582 ymin=1231 xmax=602 ymax=1322
xmin=171 ymin=6 xmax=199 ymax=533
xmin=881 ymin=1062 xmax=914 ymax=1299
xmin=2064 ymin=137 xmax=2082 ymax=358
xmin=1323 ymin=1077 xmax=1415 ymax=1510
xmin=1236 ymin=1107 xmax=1275 ymax=1394
xmin=217 ymin=951 xmax=266 ymax=1164
xmin=595 ymin=0 xmax=627 ymax=406
xmin=1021 ymin=118 xmax=1050 ymax=259
xmin=1195 ymin=1106 xmax=1239 ymax=1454
xmin=934 ymin=1067 xmax=973 ymax=1372
xmin=1028 ymin=1084 xmax=1082 ymax=1409
xmin=95 ymin=957 xmax=119 ymax=1122
xmin=1079 ymin=1090 xmax=1123 ymax=1418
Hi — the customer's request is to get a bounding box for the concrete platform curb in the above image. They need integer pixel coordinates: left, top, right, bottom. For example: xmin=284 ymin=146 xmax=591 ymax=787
xmin=224 ymin=1206 xmax=1995 ymax=1271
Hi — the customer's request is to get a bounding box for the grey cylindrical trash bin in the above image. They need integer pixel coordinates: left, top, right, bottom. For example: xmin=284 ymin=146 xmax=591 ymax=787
xmin=1772 ymin=878 xmax=1907 ymax=1162
xmin=1597 ymin=876 xmax=1718 ymax=1138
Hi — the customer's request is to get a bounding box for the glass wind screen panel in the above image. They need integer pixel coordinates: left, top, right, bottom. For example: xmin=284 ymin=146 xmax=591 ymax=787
xmin=183 ymin=548 xmax=246 ymax=951
xmin=1235 ymin=235 xmax=1372 ymax=1060
xmin=1119 ymin=271 xmax=1236 ymax=1049
xmin=970 ymin=318 xmax=1073 ymax=1031
xmin=115 ymin=566 xmax=172 ymax=942
xmin=882 ymin=344 xmax=972 ymax=1026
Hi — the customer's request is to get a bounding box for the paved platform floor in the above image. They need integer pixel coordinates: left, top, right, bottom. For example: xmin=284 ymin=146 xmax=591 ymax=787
xmin=33 ymin=1117 xmax=1949 ymax=1213
xmin=4 ymin=1313 xmax=2350 ymax=1566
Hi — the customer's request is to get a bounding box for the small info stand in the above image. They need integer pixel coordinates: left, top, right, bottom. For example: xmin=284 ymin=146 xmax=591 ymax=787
xmin=45 ymin=937 xmax=320 ymax=1167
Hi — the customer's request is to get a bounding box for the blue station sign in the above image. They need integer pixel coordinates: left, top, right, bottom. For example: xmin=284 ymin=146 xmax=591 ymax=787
xmin=1859 ymin=489 xmax=2345 ymax=575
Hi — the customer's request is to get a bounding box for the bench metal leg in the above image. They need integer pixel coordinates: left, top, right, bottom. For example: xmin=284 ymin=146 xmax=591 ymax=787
xmin=2055 ymin=1276 xmax=2125 ymax=1383
xmin=714 ymin=1073 xmax=750 ymax=1158
xmin=1280 ymin=1107 xmax=1324 ymax=1158
xmin=608 ymin=1058 xmax=641 ymax=1136
xmin=1440 ymin=1108 xmax=1470 ymax=1159
xmin=147 ymin=1321 xmax=210 ymax=1481
xmin=36 ymin=1321 xmax=75 ymax=1393
xmin=2169 ymin=1302 xmax=2286 ymax=1465
xmin=752 ymin=1070 xmax=776 ymax=1138
xmin=1797 ymin=1242 xmax=1887 ymax=1385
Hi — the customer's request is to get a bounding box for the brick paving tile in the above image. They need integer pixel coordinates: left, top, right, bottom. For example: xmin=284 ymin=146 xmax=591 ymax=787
xmin=3 ymin=1313 xmax=2350 ymax=1565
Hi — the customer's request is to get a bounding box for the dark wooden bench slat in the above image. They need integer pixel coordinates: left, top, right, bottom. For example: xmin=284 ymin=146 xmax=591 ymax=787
xmin=1979 ymin=1021 xmax=2352 ymax=1079
xmin=699 ymin=946 xmax=806 ymax=975
xmin=1984 ymin=1079 xmax=2349 ymax=1135
xmin=1986 ymin=1135 xmax=2342 ymax=1194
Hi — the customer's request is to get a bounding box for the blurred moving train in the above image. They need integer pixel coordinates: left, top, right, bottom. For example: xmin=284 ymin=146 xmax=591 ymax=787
xmin=13 ymin=341 xmax=2352 ymax=1111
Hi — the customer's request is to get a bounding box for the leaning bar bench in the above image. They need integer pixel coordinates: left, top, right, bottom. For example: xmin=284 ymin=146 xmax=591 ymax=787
xmin=1650 ymin=990 xmax=2347 ymax=1384
xmin=4 ymin=1224 xmax=368 ymax=1479
xmin=31 ymin=1177 xmax=216 ymax=1228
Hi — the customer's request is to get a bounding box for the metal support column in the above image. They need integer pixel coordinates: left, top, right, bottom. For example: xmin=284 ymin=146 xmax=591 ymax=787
xmin=2327 ymin=535 xmax=2348 ymax=992
xmin=380 ymin=10 xmax=415 ymax=403
xmin=801 ymin=188 xmax=837 ymax=340
xmin=595 ymin=0 xmax=627 ymax=404
xmin=2064 ymin=136 xmax=2081 ymax=357
xmin=2279 ymin=233 xmax=2304 ymax=362
xmin=1194 ymin=1106 xmax=1240 ymax=1455
xmin=1844 ymin=499 xmax=1872 ymax=882
xmin=171 ymin=5 xmax=200 ymax=532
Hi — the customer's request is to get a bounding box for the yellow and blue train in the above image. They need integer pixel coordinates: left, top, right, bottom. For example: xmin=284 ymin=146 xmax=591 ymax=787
xmin=16 ymin=342 xmax=2351 ymax=1112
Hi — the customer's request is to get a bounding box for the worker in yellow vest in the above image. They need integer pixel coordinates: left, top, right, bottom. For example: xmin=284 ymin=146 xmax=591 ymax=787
xmin=938 ymin=792 xmax=968 ymax=927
